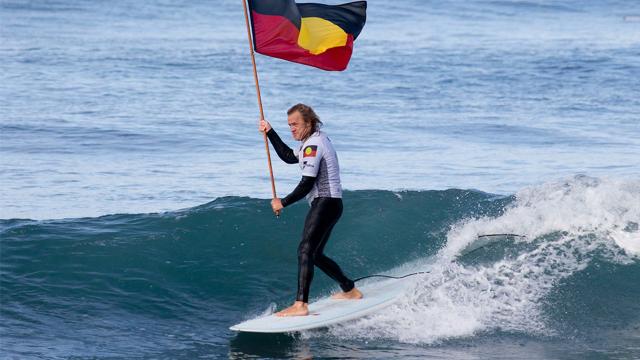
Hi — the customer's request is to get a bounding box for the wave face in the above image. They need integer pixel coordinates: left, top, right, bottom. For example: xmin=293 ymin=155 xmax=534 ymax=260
xmin=1 ymin=176 xmax=639 ymax=358
xmin=324 ymin=176 xmax=640 ymax=347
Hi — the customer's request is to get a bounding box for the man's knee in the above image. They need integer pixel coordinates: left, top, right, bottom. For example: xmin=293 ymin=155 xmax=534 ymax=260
xmin=297 ymin=241 xmax=312 ymax=261
xmin=310 ymin=250 xmax=326 ymax=263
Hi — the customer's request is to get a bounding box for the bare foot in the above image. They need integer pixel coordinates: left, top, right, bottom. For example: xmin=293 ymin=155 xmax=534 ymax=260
xmin=275 ymin=301 xmax=309 ymax=317
xmin=331 ymin=287 xmax=363 ymax=300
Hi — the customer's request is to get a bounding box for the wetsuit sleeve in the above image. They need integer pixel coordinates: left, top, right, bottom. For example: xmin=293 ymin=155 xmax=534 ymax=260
xmin=281 ymin=176 xmax=315 ymax=207
xmin=266 ymin=128 xmax=298 ymax=164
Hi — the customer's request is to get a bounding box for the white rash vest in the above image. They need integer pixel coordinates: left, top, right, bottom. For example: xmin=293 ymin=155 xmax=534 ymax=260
xmin=297 ymin=131 xmax=343 ymax=201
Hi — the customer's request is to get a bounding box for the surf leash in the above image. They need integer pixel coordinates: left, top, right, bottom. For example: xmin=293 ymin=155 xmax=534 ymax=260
xmin=353 ymin=271 xmax=430 ymax=282
xmin=354 ymin=233 xmax=526 ymax=283
xmin=477 ymin=233 xmax=526 ymax=239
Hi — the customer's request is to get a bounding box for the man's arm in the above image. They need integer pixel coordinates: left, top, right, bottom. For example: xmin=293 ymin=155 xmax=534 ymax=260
xmin=280 ymin=176 xmax=315 ymax=207
xmin=266 ymin=128 xmax=298 ymax=164
xmin=276 ymin=139 xmax=325 ymax=208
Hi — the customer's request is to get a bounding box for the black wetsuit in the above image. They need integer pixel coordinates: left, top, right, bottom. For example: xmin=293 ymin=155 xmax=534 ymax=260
xmin=267 ymin=128 xmax=355 ymax=303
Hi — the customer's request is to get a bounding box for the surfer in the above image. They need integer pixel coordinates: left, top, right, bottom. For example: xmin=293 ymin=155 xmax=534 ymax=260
xmin=258 ymin=103 xmax=363 ymax=317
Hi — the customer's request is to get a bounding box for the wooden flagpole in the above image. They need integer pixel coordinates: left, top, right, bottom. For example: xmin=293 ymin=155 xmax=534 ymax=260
xmin=241 ymin=0 xmax=278 ymax=212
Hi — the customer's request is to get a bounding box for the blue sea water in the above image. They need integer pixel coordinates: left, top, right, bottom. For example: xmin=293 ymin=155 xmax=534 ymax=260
xmin=1 ymin=0 xmax=640 ymax=359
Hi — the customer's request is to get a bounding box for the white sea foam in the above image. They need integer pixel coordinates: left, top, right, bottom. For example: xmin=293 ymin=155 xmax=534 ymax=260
xmin=612 ymin=232 xmax=640 ymax=255
xmin=321 ymin=176 xmax=640 ymax=344
xmin=447 ymin=175 xmax=640 ymax=259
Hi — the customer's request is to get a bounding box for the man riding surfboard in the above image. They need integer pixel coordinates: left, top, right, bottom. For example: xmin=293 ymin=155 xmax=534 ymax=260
xmin=259 ymin=103 xmax=362 ymax=317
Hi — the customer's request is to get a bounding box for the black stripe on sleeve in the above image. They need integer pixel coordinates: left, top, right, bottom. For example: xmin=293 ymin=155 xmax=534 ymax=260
xmin=266 ymin=128 xmax=298 ymax=164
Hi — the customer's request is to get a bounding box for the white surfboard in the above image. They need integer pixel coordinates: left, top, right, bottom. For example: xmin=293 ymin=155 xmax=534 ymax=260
xmin=230 ymin=277 xmax=410 ymax=333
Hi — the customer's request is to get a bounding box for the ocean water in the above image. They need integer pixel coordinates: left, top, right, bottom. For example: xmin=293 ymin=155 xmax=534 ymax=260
xmin=1 ymin=0 xmax=639 ymax=359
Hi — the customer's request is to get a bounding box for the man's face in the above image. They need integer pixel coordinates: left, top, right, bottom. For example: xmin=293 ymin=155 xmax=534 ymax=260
xmin=287 ymin=111 xmax=309 ymax=141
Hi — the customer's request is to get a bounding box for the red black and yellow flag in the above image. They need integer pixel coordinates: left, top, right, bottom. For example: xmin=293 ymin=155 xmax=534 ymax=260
xmin=247 ymin=0 xmax=367 ymax=71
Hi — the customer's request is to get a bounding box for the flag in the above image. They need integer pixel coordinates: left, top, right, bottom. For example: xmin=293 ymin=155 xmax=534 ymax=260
xmin=303 ymin=145 xmax=317 ymax=157
xmin=247 ymin=0 xmax=367 ymax=71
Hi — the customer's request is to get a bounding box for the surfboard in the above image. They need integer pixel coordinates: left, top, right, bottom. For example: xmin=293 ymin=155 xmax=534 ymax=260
xmin=230 ymin=277 xmax=410 ymax=333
